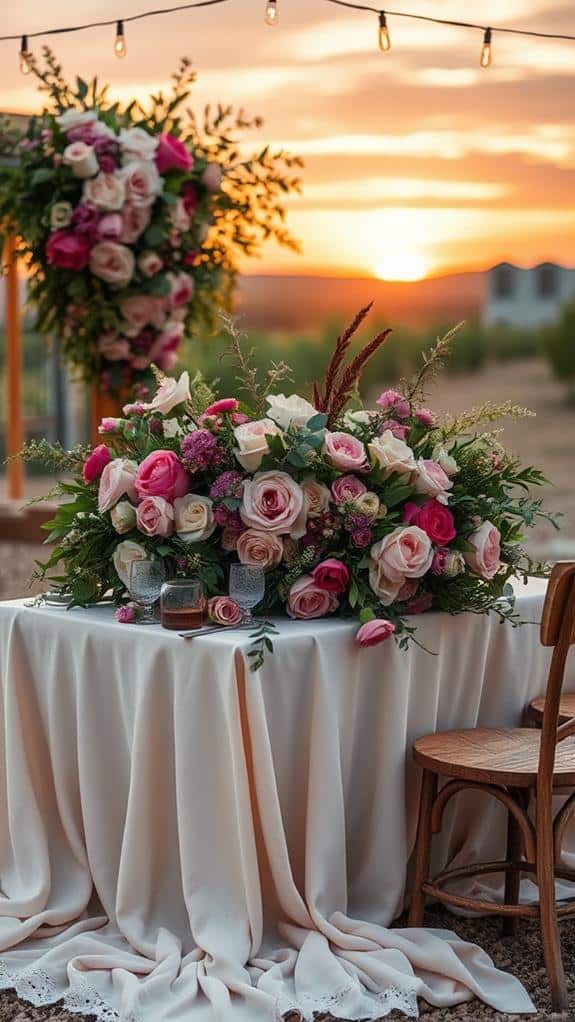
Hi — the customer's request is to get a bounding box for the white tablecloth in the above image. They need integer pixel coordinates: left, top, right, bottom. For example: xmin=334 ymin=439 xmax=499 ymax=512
xmin=0 ymin=580 xmax=558 ymax=1021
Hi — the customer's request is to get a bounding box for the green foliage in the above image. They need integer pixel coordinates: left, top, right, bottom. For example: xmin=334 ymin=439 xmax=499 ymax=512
xmin=543 ymin=304 xmax=575 ymax=397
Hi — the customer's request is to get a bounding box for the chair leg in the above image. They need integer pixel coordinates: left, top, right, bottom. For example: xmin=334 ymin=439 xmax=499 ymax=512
xmin=409 ymin=769 xmax=437 ymax=927
xmin=536 ymin=794 xmax=569 ymax=1013
xmin=502 ymin=795 xmax=523 ymax=937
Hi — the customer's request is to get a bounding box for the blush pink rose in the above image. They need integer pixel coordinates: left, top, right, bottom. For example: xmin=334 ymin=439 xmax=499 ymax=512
xmin=90 ymin=242 xmax=135 ymax=287
xmin=376 ymin=389 xmax=410 ymax=419
xmin=465 ymin=520 xmax=501 ymax=580
xmin=155 ymin=134 xmax=193 ymax=174
xmin=241 ymin=471 xmax=306 ymax=537
xmin=121 ymin=203 xmax=151 ymax=243
xmin=355 ymin=619 xmax=396 ymax=647
xmin=83 ymin=172 xmax=126 ymax=211
xmin=135 ymin=450 xmax=190 ymax=503
xmin=82 ymin=444 xmax=111 ymax=484
xmin=331 ymin=474 xmax=367 ymax=504
xmin=98 ymin=332 xmax=131 ymax=361
xmin=208 ymin=596 xmax=242 ymax=627
xmin=237 ymin=529 xmax=284 ymax=571
xmin=167 ymin=271 xmax=195 ymax=308
xmin=311 ymin=558 xmax=350 ymax=594
xmin=120 ymin=295 xmax=167 ymax=335
xmin=402 ymin=499 xmax=456 ymax=545
xmin=369 ymin=525 xmax=433 ymax=606
xmin=415 ymin=459 xmax=453 ymax=502
xmin=96 ymin=213 xmax=123 ymax=241
xmin=46 ymin=230 xmax=91 ymax=271
xmin=138 ymin=251 xmax=163 ymax=277
xmin=287 ymin=575 xmax=339 ymax=620
xmin=122 ymin=160 xmax=163 ymax=208
xmin=136 ymin=495 xmax=174 ymax=537
xmin=324 ymin=431 xmax=367 ymax=473
xmin=98 ymin=458 xmax=139 ymax=512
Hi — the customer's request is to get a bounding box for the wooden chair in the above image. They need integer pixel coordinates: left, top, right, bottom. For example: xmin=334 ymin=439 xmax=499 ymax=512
xmin=408 ymin=561 xmax=575 ymax=1014
xmin=525 ymin=693 xmax=575 ymax=727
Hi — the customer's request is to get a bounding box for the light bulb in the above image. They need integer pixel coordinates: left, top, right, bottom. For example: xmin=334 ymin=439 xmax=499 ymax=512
xmin=19 ymin=35 xmax=32 ymax=75
xmin=480 ymin=27 xmax=492 ymax=68
xmin=114 ymin=20 xmax=127 ymax=58
xmin=265 ymin=0 xmax=278 ymax=26
xmin=378 ymin=12 xmax=391 ymax=52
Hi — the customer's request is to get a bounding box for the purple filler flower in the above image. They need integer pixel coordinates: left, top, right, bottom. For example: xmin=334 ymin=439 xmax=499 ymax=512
xmin=116 ymin=605 xmax=136 ymax=624
xmin=181 ymin=430 xmax=224 ymax=473
xmin=209 ymin=470 xmax=244 ymax=502
xmin=351 ymin=528 xmax=373 ymax=548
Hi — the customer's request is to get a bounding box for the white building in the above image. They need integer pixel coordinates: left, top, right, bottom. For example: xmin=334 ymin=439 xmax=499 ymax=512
xmin=483 ymin=262 xmax=575 ymax=329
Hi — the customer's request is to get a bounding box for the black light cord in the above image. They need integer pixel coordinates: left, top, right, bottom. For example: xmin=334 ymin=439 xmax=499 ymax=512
xmin=4 ymin=0 xmax=575 ymax=47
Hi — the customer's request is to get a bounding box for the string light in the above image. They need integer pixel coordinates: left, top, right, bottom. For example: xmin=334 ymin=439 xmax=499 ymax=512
xmin=265 ymin=0 xmax=278 ymax=26
xmin=114 ymin=19 xmax=127 ymax=57
xmin=480 ymin=26 xmax=492 ymax=68
xmin=378 ymin=11 xmax=390 ymax=52
xmin=19 ymin=34 xmax=32 ymax=75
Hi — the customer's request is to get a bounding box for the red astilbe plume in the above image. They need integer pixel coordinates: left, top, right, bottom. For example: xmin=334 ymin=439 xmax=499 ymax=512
xmin=312 ymin=304 xmax=392 ymax=428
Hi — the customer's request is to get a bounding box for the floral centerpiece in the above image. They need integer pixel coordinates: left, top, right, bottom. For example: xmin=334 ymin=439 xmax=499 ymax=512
xmin=23 ymin=306 xmax=555 ymax=665
xmin=0 ymin=51 xmax=300 ymax=394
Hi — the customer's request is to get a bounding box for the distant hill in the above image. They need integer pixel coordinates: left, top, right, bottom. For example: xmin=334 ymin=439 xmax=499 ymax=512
xmin=236 ymin=272 xmax=485 ymax=333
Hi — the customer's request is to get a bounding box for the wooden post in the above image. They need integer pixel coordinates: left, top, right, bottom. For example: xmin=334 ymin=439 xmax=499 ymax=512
xmin=4 ymin=234 xmax=24 ymax=500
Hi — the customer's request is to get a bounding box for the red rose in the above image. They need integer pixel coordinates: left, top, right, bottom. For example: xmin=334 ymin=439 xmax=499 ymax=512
xmin=181 ymin=181 xmax=199 ymax=216
xmin=311 ymin=558 xmax=350 ymax=594
xmin=155 ymin=134 xmax=193 ymax=174
xmin=46 ymin=230 xmax=91 ymax=271
xmin=82 ymin=443 xmax=111 ymax=484
xmin=402 ymin=499 xmax=456 ymax=545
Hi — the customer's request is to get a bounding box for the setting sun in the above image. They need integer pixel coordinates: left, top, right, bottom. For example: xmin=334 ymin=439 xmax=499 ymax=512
xmin=363 ymin=208 xmax=432 ymax=282
xmin=372 ymin=250 xmax=430 ymax=282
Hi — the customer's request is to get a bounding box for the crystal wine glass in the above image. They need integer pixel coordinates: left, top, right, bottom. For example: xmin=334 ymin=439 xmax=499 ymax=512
xmin=128 ymin=559 xmax=166 ymax=625
xmin=229 ymin=565 xmax=265 ymax=626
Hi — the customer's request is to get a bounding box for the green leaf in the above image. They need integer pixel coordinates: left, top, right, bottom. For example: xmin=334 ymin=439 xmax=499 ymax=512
xmin=359 ymin=607 xmax=377 ymax=624
xmin=32 ymin=168 xmax=55 ymax=186
xmin=145 ymin=224 xmax=166 ymax=246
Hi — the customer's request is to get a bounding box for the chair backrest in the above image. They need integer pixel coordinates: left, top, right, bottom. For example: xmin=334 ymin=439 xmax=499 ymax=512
xmin=539 ymin=561 xmax=575 ymax=787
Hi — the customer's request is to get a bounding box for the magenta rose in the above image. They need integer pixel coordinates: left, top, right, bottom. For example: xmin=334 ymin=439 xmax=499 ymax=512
xmin=155 ymin=134 xmax=193 ymax=174
xmin=465 ymin=520 xmax=501 ymax=580
xmin=312 ymin=558 xmax=350 ymax=594
xmin=331 ymin=475 xmax=367 ymax=504
xmin=46 ymin=230 xmax=91 ymax=271
xmin=324 ymin=431 xmax=368 ymax=473
xmin=378 ymin=419 xmax=409 ymax=440
xmin=287 ymin=575 xmax=339 ymax=620
xmin=402 ymin=499 xmax=456 ymax=545
xmin=208 ymin=596 xmax=243 ymax=627
xmin=136 ymin=495 xmax=174 ymax=538
xmin=415 ymin=408 xmax=435 ymax=426
xmin=356 ymin=619 xmax=396 ymax=647
xmin=82 ymin=443 xmax=111 ymax=484
xmin=204 ymin=398 xmax=239 ymax=415
xmin=135 ymin=450 xmax=190 ymax=503
xmin=241 ymin=471 xmax=306 ymax=537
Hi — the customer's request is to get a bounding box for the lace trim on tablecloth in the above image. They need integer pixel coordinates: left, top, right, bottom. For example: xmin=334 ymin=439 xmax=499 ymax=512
xmin=0 ymin=960 xmax=418 ymax=1022
xmin=0 ymin=961 xmax=138 ymax=1022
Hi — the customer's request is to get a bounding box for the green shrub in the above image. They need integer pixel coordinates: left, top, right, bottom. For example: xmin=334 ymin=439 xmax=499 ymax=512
xmin=543 ymin=305 xmax=575 ymax=397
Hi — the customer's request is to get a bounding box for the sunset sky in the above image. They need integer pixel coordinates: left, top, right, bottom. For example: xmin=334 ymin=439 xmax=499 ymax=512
xmin=2 ymin=0 xmax=574 ymax=280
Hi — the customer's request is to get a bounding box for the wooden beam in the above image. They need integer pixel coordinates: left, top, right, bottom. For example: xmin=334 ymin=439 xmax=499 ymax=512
xmin=4 ymin=235 xmax=24 ymax=500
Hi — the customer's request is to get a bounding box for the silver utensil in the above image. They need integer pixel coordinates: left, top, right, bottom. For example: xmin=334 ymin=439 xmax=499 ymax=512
xmin=179 ymin=624 xmax=253 ymax=639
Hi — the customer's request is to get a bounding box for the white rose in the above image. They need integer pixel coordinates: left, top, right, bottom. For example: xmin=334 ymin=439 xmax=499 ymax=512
xmin=355 ymin=491 xmax=380 ymax=521
xmin=56 ymin=110 xmax=98 ymax=132
xmin=63 ymin=141 xmax=99 ymax=179
xmin=301 ymin=477 xmax=331 ymax=517
xmin=145 ymin=372 xmax=191 ymax=415
xmin=266 ymin=393 xmax=318 ymax=430
xmin=174 ymin=494 xmax=216 ymax=544
xmin=119 ymin=127 xmax=159 ymax=165
xmin=432 ymin=445 xmax=459 ymax=477
xmin=113 ymin=539 xmax=148 ymax=589
xmin=163 ymin=418 xmax=185 ymax=439
xmin=234 ymin=419 xmax=283 ymax=473
xmin=138 ymin=251 xmax=163 ymax=277
xmin=368 ymin=430 xmax=417 ymax=477
xmin=83 ymin=172 xmax=126 ymax=211
xmin=50 ymin=201 xmax=73 ymax=230
xmin=110 ymin=500 xmax=137 ymax=535
xmin=343 ymin=409 xmax=377 ymax=432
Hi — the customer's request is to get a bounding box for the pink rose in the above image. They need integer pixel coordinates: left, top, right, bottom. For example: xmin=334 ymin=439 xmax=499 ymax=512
xmin=379 ymin=419 xmax=409 ymax=440
xmin=90 ymin=242 xmax=135 ymax=287
xmin=99 ymin=417 xmax=124 ymax=434
xmin=370 ymin=526 xmax=433 ymax=585
xmin=376 ymin=389 xmax=410 ymax=419
xmin=181 ymin=181 xmax=199 ymax=216
xmin=331 ymin=474 xmax=367 ymax=504
xmin=120 ymin=295 xmax=167 ymax=336
xmin=208 ymin=596 xmax=242 ymax=627
xmin=202 ymin=163 xmax=223 ymax=192
xmin=136 ymin=495 xmax=174 ymax=537
xmin=82 ymin=443 xmax=111 ymax=484
xmin=311 ymin=558 xmax=350 ymax=594
xmin=98 ymin=458 xmax=139 ymax=512
xmin=402 ymin=499 xmax=456 ymax=545
xmin=237 ymin=529 xmax=284 ymax=571
xmin=465 ymin=520 xmax=501 ymax=580
xmin=241 ymin=471 xmax=306 ymax=537
xmin=204 ymin=398 xmax=238 ymax=415
xmin=98 ymin=333 xmax=131 ymax=361
xmin=97 ymin=213 xmax=123 ymax=241
xmin=356 ymin=619 xmax=396 ymax=647
xmin=415 ymin=459 xmax=453 ymax=502
xmin=46 ymin=231 xmax=91 ymax=271
xmin=121 ymin=204 xmax=151 ymax=244
xmin=324 ymin=431 xmax=367 ymax=472
xmin=155 ymin=134 xmax=193 ymax=174
xmin=301 ymin=478 xmax=331 ymax=517
xmin=287 ymin=575 xmax=339 ymax=620
xmin=135 ymin=450 xmax=190 ymax=503
xmin=116 ymin=605 xmax=136 ymax=624
xmin=121 ymin=161 xmax=163 ymax=208
xmin=83 ymin=172 xmax=126 ymax=211
xmin=167 ymin=271 xmax=195 ymax=308
xmin=169 ymin=199 xmax=191 ymax=234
